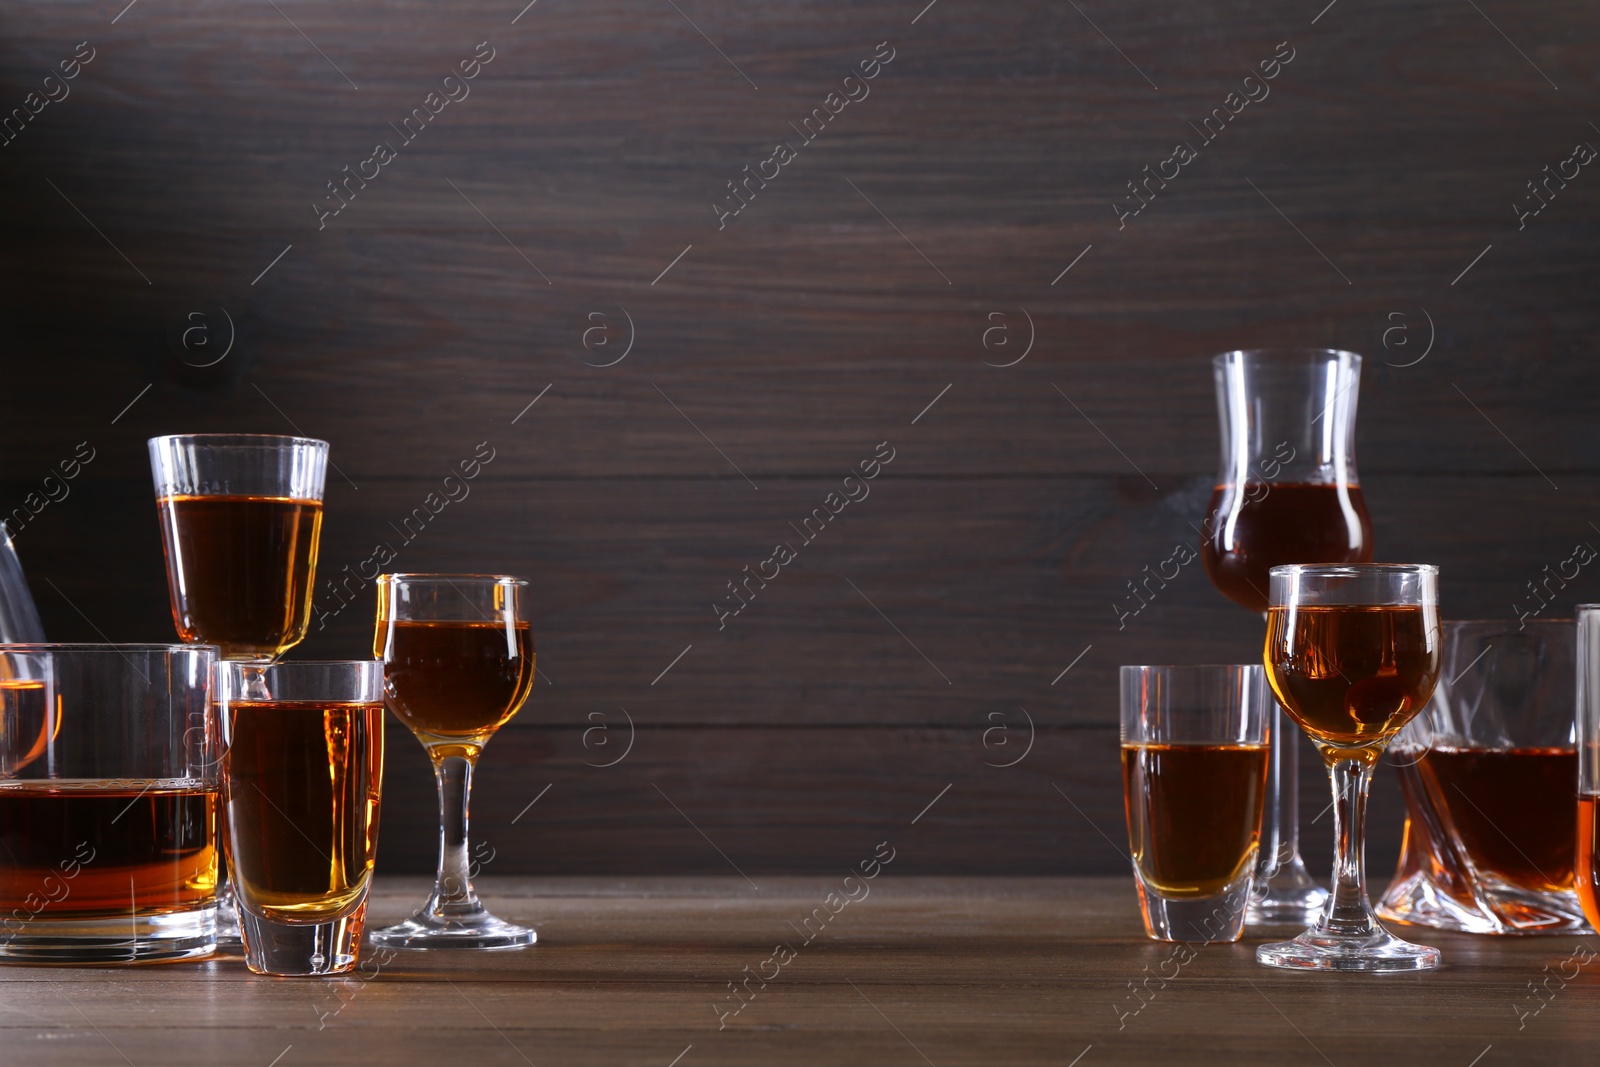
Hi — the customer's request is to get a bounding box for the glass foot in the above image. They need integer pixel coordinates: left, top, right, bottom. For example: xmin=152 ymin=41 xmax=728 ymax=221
xmin=1247 ymin=853 xmax=1330 ymax=926
xmin=370 ymin=909 xmax=535 ymax=950
xmin=215 ymin=889 xmax=243 ymax=949
xmin=1257 ymin=924 xmax=1440 ymax=972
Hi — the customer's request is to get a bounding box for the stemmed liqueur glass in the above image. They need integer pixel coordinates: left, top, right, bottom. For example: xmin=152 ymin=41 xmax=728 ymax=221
xmin=148 ymin=434 xmax=328 ymax=663
xmin=370 ymin=574 xmax=537 ymax=949
xmin=1257 ymin=564 xmax=1443 ymax=972
xmin=1201 ymin=349 xmax=1372 ymax=924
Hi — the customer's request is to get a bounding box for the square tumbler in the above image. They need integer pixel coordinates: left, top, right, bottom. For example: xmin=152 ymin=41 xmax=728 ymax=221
xmin=0 ymin=644 xmax=220 ymax=962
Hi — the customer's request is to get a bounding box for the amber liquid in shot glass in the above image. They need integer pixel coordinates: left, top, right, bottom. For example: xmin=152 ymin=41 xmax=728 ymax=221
xmin=225 ymin=699 xmax=383 ymax=922
xmin=1122 ymin=743 xmax=1269 ymax=898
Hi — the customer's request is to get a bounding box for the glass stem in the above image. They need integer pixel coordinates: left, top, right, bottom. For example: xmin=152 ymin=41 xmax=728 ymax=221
xmin=429 ymin=754 xmax=485 ymax=919
xmin=1322 ymin=753 xmax=1378 ymax=936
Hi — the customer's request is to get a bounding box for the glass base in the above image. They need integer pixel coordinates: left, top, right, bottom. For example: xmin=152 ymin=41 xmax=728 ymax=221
xmin=371 ymin=908 xmax=536 ymax=949
xmin=1247 ymin=853 xmax=1330 ymax=926
xmin=215 ymin=888 xmax=243 ymax=948
xmin=1377 ymin=870 xmax=1593 ymax=935
xmin=239 ymin=908 xmax=365 ymax=975
xmin=0 ymin=906 xmax=217 ymax=963
xmin=1133 ymin=872 xmax=1250 ymax=943
xmin=1257 ymin=924 xmax=1440 ymax=972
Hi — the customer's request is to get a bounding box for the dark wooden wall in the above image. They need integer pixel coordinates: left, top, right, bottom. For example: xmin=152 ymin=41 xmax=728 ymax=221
xmin=0 ymin=0 xmax=1595 ymax=876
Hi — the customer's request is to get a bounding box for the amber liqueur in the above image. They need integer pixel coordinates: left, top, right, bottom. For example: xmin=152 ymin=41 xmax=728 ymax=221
xmin=156 ymin=494 xmax=322 ymax=659
xmin=1266 ymin=604 xmax=1439 ymax=748
xmin=225 ymin=701 xmax=383 ymax=921
xmin=377 ymin=620 xmax=535 ymax=745
xmin=1417 ymin=747 xmax=1576 ymax=893
xmin=1201 ymin=482 xmax=1373 ymax=612
xmin=0 ymin=782 xmax=217 ymax=917
xmin=1579 ymin=795 xmax=1600 ymax=931
xmin=1122 ymin=743 xmax=1269 ymax=897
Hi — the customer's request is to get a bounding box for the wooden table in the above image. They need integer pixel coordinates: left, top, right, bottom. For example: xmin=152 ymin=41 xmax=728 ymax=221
xmin=4 ymin=877 xmax=1597 ymax=1065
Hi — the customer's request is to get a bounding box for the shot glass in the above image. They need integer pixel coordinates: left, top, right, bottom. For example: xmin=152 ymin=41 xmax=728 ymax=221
xmin=221 ymin=660 xmax=384 ymax=976
xmin=0 ymin=644 xmax=220 ymax=963
xmin=1121 ymin=664 xmax=1272 ymax=942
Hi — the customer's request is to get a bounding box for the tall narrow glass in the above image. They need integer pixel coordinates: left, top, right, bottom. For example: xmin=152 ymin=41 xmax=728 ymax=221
xmin=1257 ymin=564 xmax=1442 ymax=971
xmin=371 ymin=574 xmax=536 ymax=949
xmin=147 ymin=433 xmax=328 ymax=663
xmin=1202 ymin=349 xmax=1372 ymax=925
xmin=1576 ymin=606 xmax=1600 ymax=932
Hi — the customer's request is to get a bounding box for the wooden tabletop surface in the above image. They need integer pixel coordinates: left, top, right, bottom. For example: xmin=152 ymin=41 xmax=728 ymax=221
xmin=3 ymin=876 xmax=1597 ymax=1066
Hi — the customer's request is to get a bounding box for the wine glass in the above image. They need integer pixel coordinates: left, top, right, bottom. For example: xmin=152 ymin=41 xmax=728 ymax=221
xmin=370 ymin=574 xmax=536 ymax=949
xmin=147 ymin=434 xmax=328 ymax=663
xmin=1257 ymin=563 xmax=1443 ymax=972
xmin=1201 ymin=348 xmax=1372 ymax=924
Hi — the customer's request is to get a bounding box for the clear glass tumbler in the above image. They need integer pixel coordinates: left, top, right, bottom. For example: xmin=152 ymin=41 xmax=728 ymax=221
xmin=220 ymin=660 xmax=384 ymax=976
xmin=0 ymin=644 xmax=220 ymax=963
xmin=1120 ymin=664 xmax=1272 ymax=942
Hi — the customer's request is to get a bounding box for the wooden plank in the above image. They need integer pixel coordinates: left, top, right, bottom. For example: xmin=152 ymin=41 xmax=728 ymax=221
xmin=374 ymin=722 xmax=1405 ymax=879
xmin=0 ymin=877 xmax=1589 ymax=1065
xmin=0 ymin=0 xmax=1595 ymax=480
xmin=7 ymin=472 xmax=1595 ymax=730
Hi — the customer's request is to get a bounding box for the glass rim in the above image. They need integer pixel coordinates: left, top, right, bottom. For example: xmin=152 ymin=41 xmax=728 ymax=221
xmin=1441 ymin=616 xmax=1572 ymax=625
xmin=0 ymin=642 xmax=217 ymax=654
xmin=1119 ymin=663 xmax=1266 ymax=673
xmin=219 ymin=659 xmax=382 ymax=670
xmin=1269 ymin=563 xmax=1438 ymax=578
xmin=1211 ymin=347 xmax=1362 ymax=367
xmin=377 ymin=573 xmax=527 ymax=585
xmin=148 ymin=433 xmax=328 ymax=450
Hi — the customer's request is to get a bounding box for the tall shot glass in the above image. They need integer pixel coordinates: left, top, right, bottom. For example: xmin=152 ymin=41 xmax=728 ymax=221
xmin=1121 ymin=665 xmax=1272 ymax=942
xmin=1575 ymin=607 xmax=1600 ymax=932
xmin=221 ymin=660 xmax=384 ymax=976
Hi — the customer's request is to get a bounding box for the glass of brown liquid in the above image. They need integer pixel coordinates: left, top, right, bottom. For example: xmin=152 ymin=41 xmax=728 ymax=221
xmin=1201 ymin=349 xmax=1372 ymax=926
xmin=147 ymin=433 xmax=328 ymax=663
xmin=1257 ymin=563 xmax=1443 ymax=972
xmin=0 ymin=643 xmax=220 ymax=963
xmin=1120 ymin=664 xmax=1271 ymax=942
xmin=220 ymin=659 xmax=384 ymax=976
xmin=1379 ymin=619 xmax=1588 ymax=934
xmin=370 ymin=574 xmax=536 ymax=949
xmin=1576 ymin=607 xmax=1600 ymax=933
